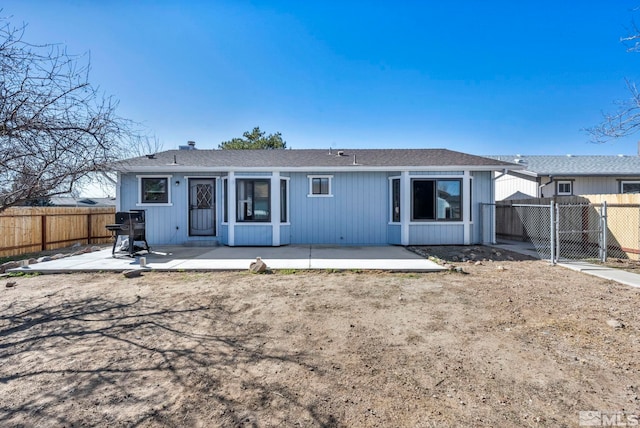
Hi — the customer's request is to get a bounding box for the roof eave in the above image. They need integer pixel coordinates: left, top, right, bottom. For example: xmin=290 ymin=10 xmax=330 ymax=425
xmin=114 ymin=164 xmax=522 ymax=173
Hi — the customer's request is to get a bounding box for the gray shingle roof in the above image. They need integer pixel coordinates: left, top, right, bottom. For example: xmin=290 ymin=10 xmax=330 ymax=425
xmin=488 ymin=155 xmax=640 ymax=176
xmin=116 ymin=148 xmax=516 ymax=171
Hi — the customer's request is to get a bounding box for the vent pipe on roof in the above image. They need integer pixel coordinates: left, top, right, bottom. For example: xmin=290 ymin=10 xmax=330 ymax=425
xmin=353 ymin=154 xmax=357 ymax=165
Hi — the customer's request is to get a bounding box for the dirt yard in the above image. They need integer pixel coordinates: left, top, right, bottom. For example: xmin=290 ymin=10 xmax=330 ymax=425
xmin=1 ymin=246 xmax=638 ymax=427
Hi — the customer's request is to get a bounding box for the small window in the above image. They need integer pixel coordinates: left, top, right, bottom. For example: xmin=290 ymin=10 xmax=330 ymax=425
xmin=222 ymin=178 xmax=228 ymax=223
xmin=141 ymin=177 xmax=169 ymax=204
xmin=237 ymin=179 xmax=270 ymax=222
xmin=280 ymin=179 xmax=288 ymax=223
xmin=308 ymin=175 xmax=333 ymax=197
xmin=621 ymin=181 xmax=640 ymax=194
xmin=391 ymin=178 xmax=400 ymax=222
xmin=557 ymin=181 xmax=572 ymax=195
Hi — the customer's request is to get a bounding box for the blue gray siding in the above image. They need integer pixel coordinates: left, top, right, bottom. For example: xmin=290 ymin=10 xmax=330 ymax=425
xmin=119 ymin=172 xmax=222 ymax=245
xmin=234 ymin=225 xmax=272 ymax=246
xmin=287 ymin=171 xmax=389 ymax=245
xmin=387 ymin=224 xmax=401 ymax=245
xmin=408 ymin=224 xmax=464 ymax=245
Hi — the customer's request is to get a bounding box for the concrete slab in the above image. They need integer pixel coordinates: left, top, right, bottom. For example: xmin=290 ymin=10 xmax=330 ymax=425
xmin=8 ymin=245 xmax=444 ymax=273
xmin=558 ymin=261 xmax=640 ymax=289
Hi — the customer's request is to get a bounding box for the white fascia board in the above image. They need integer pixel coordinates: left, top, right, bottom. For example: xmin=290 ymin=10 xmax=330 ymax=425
xmin=115 ymin=164 xmax=523 ymax=174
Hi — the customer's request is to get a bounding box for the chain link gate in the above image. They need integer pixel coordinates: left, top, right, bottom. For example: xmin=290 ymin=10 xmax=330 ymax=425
xmin=555 ymin=203 xmax=607 ymax=262
xmin=508 ymin=202 xmax=608 ymax=264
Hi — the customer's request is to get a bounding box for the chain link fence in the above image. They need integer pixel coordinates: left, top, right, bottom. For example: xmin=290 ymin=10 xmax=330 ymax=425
xmin=491 ymin=199 xmax=640 ymax=263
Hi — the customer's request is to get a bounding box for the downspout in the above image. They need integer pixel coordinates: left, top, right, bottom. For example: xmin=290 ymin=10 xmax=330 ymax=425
xmin=539 ymin=176 xmax=553 ymax=198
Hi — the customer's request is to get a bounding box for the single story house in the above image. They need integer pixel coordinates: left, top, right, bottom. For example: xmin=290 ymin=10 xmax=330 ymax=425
xmin=114 ymin=147 xmax=517 ymax=247
xmin=488 ymin=155 xmax=640 ymax=200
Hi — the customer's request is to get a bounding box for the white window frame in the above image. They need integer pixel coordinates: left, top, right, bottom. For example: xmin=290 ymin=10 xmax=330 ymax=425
xmin=388 ymin=176 xmax=401 ymax=224
xmin=621 ymin=180 xmax=640 ymax=194
xmin=280 ymin=177 xmax=291 ymax=225
xmin=136 ymin=175 xmax=173 ymax=206
xmin=557 ymin=180 xmax=572 ymax=196
xmin=307 ymin=175 xmax=333 ymax=197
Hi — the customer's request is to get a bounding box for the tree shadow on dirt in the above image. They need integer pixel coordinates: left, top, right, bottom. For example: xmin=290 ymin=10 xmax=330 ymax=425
xmin=0 ymin=291 xmax=340 ymax=427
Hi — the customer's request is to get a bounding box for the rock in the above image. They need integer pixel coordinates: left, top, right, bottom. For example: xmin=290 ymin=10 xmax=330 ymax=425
xmin=0 ymin=261 xmax=19 ymax=273
xmin=50 ymin=253 xmax=66 ymax=260
xmin=607 ymin=319 xmax=624 ymax=329
xmin=454 ymin=266 xmax=467 ymax=274
xmin=91 ymin=246 xmax=102 ymax=252
xmin=122 ymin=269 xmax=143 ymax=278
xmin=496 ymin=265 xmax=506 ymax=271
xmin=249 ymin=257 xmax=268 ymax=273
xmin=5 ymin=281 xmax=17 ymax=288
xmin=18 ymin=259 xmax=30 ymax=267
xmin=28 ymin=258 xmax=38 ymax=265
xmin=474 ymin=261 xmax=483 ymax=266
xmin=495 ymin=251 xmax=502 ymax=257
xmin=37 ymin=256 xmax=52 ymax=263
xmin=443 ymin=264 xmax=454 ymax=270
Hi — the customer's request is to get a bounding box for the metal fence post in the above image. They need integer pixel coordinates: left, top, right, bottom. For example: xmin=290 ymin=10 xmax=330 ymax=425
xmin=600 ymin=201 xmax=607 ymax=263
xmin=550 ymin=201 xmax=555 ymax=264
xmin=555 ymin=202 xmax=561 ymax=263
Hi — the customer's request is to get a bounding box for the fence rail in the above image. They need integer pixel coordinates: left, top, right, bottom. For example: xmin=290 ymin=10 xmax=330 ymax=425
xmin=0 ymin=206 xmax=115 ymax=258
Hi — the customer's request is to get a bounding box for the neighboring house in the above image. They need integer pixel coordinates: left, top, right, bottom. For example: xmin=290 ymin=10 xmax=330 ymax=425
xmin=488 ymin=155 xmax=640 ymax=200
xmin=49 ymin=197 xmax=117 ymax=207
xmin=114 ymin=148 xmax=517 ymax=247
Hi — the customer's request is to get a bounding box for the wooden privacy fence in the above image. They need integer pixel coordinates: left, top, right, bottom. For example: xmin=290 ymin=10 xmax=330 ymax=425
xmin=0 ymin=206 xmax=115 ymax=258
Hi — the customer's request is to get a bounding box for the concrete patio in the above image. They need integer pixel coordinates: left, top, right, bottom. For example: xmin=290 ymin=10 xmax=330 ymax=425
xmin=9 ymin=245 xmax=445 ymax=273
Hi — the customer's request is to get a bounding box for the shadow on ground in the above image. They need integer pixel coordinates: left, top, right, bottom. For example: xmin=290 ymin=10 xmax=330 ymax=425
xmin=0 ymin=289 xmax=335 ymax=426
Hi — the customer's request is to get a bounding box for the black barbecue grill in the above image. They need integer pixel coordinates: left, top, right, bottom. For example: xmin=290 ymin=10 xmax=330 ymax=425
xmin=105 ymin=210 xmax=150 ymax=257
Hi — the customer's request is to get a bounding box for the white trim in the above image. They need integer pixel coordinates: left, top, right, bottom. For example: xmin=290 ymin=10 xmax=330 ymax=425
xmin=307 ymin=175 xmax=334 ymax=197
xmin=272 ymin=172 xmax=280 ymax=246
xmin=228 ymin=172 xmax=235 ymax=246
xmin=557 ymin=180 xmax=572 ymax=196
xmin=121 ymin=165 xmax=521 ymax=173
xmin=401 ymin=171 xmax=410 ymax=245
xmin=115 ymin=171 xmax=121 ymax=211
xmin=136 ymin=175 xmax=173 ymax=206
xmin=463 ymin=171 xmax=471 ymax=245
xmin=621 ymin=180 xmax=640 ymax=193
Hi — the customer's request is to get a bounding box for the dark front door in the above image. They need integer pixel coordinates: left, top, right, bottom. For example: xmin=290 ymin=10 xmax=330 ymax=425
xmin=189 ymin=178 xmax=215 ymax=236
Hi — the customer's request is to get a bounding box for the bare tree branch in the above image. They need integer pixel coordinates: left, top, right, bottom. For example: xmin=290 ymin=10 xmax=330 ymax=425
xmin=0 ymin=17 xmax=144 ymax=211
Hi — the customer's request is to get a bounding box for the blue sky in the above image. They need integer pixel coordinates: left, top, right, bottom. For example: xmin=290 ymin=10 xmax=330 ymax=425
xmin=5 ymin=1 xmax=640 ymax=155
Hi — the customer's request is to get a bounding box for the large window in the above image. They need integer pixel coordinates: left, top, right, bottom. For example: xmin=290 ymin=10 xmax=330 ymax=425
xmin=237 ymin=179 xmax=270 ymax=222
xmin=308 ymin=175 xmax=333 ymax=197
xmin=140 ymin=177 xmax=170 ymax=204
xmin=621 ymin=181 xmax=640 ymax=194
xmin=412 ymin=179 xmax=461 ymax=221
